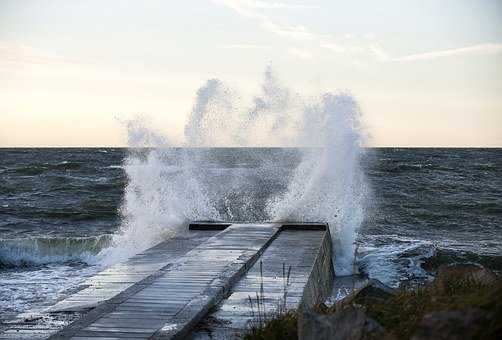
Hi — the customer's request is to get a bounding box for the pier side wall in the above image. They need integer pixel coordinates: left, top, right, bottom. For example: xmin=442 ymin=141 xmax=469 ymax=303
xmin=300 ymin=227 xmax=334 ymax=309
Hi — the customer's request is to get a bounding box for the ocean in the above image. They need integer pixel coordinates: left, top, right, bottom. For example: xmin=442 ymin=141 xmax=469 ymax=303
xmin=1 ymin=147 xmax=501 ymax=320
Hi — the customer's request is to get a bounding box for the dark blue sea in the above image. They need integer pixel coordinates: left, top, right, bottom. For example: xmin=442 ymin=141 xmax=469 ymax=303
xmin=1 ymin=148 xmax=501 ymax=319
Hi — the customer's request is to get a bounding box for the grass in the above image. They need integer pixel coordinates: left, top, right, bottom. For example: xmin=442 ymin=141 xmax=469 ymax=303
xmin=360 ymin=275 xmax=502 ymax=339
xmin=244 ymin=261 xmax=297 ymax=340
xmin=245 ymin=269 xmax=502 ymax=340
xmin=243 ymin=311 xmax=298 ymax=340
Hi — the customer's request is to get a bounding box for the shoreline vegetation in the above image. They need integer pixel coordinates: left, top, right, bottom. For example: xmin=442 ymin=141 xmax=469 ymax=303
xmin=245 ymin=264 xmax=502 ymax=340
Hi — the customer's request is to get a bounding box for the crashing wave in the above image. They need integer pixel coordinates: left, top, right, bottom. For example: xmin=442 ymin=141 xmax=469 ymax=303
xmin=99 ymin=66 xmax=369 ymax=275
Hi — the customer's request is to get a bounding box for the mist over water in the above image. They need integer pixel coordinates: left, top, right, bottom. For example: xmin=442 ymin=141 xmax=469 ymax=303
xmin=101 ymin=67 xmax=369 ymax=275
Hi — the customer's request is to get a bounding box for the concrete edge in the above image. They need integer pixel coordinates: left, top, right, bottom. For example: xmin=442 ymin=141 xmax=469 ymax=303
xmin=188 ymin=223 xmax=232 ymax=231
xmin=298 ymin=226 xmax=334 ymax=310
xmin=281 ymin=224 xmax=327 ymax=231
xmin=188 ymin=222 xmax=329 ymax=231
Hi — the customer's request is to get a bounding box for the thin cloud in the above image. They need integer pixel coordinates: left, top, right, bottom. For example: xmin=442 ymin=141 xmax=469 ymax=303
xmin=369 ymin=43 xmax=391 ymax=62
xmin=213 ymin=0 xmax=323 ymax=41
xmin=213 ymin=1 xmax=383 ymax=59
xmin=321 ymin=43 xmax=347 ymax=53
xmin=220 ymin=0 xmax=316 ymax=10
xmin=222 ymin=44 xmax=264 ymax=49
xmin=391 ymin=43 xmax=502 ymax=62
xmin=0 ymin=42 xmax=80 ymax=66
xmin=263 ymin=22 xmax=323 ymax=40
xmin=214 ymin=0 xmax=502 ymax=65
xmin=288 ymin=48 xmax=314 ymax=60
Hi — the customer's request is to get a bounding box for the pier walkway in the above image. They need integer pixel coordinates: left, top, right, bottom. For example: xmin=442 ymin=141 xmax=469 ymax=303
xmin=0 ymin=223 xmax=333 ymax=340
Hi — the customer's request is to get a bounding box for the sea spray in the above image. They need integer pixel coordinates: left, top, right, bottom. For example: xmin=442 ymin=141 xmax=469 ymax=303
xmin=185 ymin=79 xmax=242 ymax=146
xmin=97 ymin=149 xmax=221 ymax=265
xmin=266 ymin=93 xmax=367 ymax=275
xmin=101 ymin=67 xmax=368 ymax=275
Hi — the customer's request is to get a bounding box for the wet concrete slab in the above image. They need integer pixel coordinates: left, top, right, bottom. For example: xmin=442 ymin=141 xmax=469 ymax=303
xmin=0 ymin=230 xmax=218 ymax=340
xmin=48 ymin=224 xmax=281 ymax=339
xmin=189 ymin=227 xmax=332 ymax=339
xmin=48 ymin=231 xmax=218 ymax=313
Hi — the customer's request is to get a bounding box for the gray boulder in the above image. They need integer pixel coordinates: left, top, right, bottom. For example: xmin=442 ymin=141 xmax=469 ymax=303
xmin=436 ymin=264 xmax=497 ymax=289
xmin=351 ymin=279 xmax=396 ymax=305
xmin=411 ymin=309 xmax=485 ymax=340
xmin=298 ymin=305 xmax=385 ymax=340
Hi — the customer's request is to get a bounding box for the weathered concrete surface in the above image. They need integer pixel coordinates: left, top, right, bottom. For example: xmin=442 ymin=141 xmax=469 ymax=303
xmin=49 ymin=223 xmax=281 ymax=340
xmin=190 ymin=224 xmax=333 ymax=339
xmin=0 ymin=230 xmax=218 ymax=340
xmin=51 ymin=231 xmax=219 ymax=313
xmin=1 ymin=223 xmax=334 ymax=340
xmin=299 ymin=227 xmax=334 ymax=310
xmin=149 ymin=224 xmax=281 ymax=339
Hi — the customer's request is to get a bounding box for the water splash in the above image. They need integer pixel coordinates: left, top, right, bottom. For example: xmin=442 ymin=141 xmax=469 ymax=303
xmin=266 ymin=93 xmax=368 ymax=275
xmin=101 ymin=66 xmax=369 ymax=275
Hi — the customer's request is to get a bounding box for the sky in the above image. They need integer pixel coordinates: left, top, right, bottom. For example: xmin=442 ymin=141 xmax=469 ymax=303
xmin=1 ymin=0 xmax=501 ymax=147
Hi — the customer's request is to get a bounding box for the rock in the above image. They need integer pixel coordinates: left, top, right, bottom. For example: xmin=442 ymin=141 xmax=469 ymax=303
xmin=436 ymin=264 xmax=497 ymax=288
xmin=298 ymin=305 xmax=386 ymax=340
xmin=411 ymin=309 xmax=485 ymax=340
xmin=351 ymin=279 xmax=396 ymax=305
xmin=421 ymin=248 xmax=502 ymax=276
xmin=327 ymin=275 xmax=371 ymax=305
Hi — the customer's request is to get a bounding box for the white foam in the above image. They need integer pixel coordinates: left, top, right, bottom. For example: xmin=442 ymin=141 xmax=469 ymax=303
xmin=357 ymin=235 xmax=435 ymax=287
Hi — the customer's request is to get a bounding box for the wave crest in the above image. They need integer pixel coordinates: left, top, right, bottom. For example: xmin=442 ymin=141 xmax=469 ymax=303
xmin=0 ymin=235 xmax=111 ymax=267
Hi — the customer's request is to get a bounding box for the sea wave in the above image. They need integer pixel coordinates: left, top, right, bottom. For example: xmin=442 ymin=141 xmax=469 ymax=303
xmin=0 ymin=208 xmax=118 ymax=220
xmin=421 ymin=247 xmax=502 ymax=273
xmin=376 ymin=162 xmax=456 ymax=173
xmin=357 ymin=233 xmax=502 ymax=287
xmin=3 ymin=162 xmax=85 ymax=176
xmin=357 ymin=236 xmax=436 ymax=287
xmin=0 ymin=235 xmax=112 ymax=267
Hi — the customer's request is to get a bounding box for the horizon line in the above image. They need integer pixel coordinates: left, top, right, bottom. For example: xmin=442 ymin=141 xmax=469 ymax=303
xmin=0 ymin=146 xmax=501 ymax=149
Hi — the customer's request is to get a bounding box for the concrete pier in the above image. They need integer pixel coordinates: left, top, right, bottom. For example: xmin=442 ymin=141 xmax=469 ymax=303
xmin=0 ymin=223 xmax=334 ymax=340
